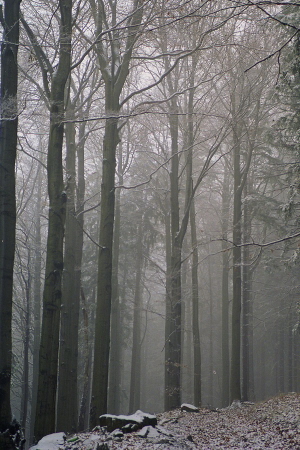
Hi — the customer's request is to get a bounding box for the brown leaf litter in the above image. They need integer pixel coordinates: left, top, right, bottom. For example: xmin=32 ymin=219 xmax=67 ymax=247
xmin=37 ymin=393 xmax=300 ymax=449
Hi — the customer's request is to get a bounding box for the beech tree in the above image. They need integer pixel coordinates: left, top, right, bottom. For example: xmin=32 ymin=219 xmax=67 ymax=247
xmin=156 ymin=5 xmax=235 ymax=409
xmin=33 ymin=0 xmax=73 ymax=441
xmin=88 ymin=0 xmax=146 ymax=425
xmin=56 ymin=64 xmax=99 ymax=434
xmin=0 ymin=1 xmax=22 ymax=447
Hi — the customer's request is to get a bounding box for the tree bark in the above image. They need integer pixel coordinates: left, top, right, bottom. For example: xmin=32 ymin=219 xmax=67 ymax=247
xmin=108 ymin=145 xmax=123 ymax=414
xmin=221 ymin=160 xmax=230 ymax=407
xmin=56 ymin=105 xmax=80 ymax=434
xmin=90 ymin=0 xmax=144 ymax=426
xmin=75 ymin=117 xmax=88 ymax=430
xmin=278 ymin=311 xmax=285 ymax=393
xmin=78 ymin=290 xmax=94 ymax=431
xmin=29 ymin=167 xmax=42 ymax=445
xmin=164 ymin=97 xmax=182 ymax=410
xmin=241 ymin=183 xmax=254 ymax=402
xmin=129 ymin=219 xmax=144 ymax=413
xmin=20 ymin=266 xmax=30 ymax=436
xmin=190 ymin=198 xmax=201 ymax=406
xmin=164 ymin=56 xmax=195 ymax=409
xmin=230 ymin=121 xmax=243 ymax=403
xmin=208 ymin=243 xmax=214 ymax=405
xmin=164 ymin=210 xmax=172 ymax=407
xmin=0 ymin=0 xmax=21 ymax=439
xmin=90 ymin=112 xmax=119 ymax=425
xmin=34 ymin=0 xmax=72 ymax=440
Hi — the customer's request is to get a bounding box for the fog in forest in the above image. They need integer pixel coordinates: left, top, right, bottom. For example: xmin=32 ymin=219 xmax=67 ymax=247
xmin=0 ymin=1 xmax=299 ymax=448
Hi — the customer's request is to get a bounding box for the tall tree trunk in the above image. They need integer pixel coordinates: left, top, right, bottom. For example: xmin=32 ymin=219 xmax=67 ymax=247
xmin=129 ymin=219 xmax=144 ymax=413
xmin=76 ymin=117 xmax=88 ymax=431
xmin=241 ymin=183 xmax=254 ymax=402
xmin=90 ymin=112 xmax=119 ymax=426
xmin=190 ymin=198 xmax=201 ymax=406
xmin=29 ymin=168 xmax=42 ymax=445
xmin=0 ymin=1 xmax=21 ymax=443
xmin=89 ymin=0 xmax=144 ymax=426
xmin=260 ymin=334 xmax=266 ymax=400
xmin=181 ymin=238 xmax=192 ymax=403
xmin=34 ymin=1 xmax=72 ymax=440
xmin=164 ymin=210 xmax=172 ymax=407
xmin=165 ymin=99 xmax=181 ymax=410
xmin=230 ymin=120 xmax=243 ymax=403
xmin=57 ymin=105 xmax=80 ymax=434
xmin=78 ymin=289 xmax=92 ymax=431
xmin=208 ymin=245 xmax=214 ymax=405
xmin=57 ymin=99 xmax=87 ymax=432
xmin=288 ymin=313 xmax=294 ymax=392
xmin=221 ymin=160 xmax=230 ymax=407
xmin=20 ymin=267 xmax=31 ymax=437
xmin=278 ymin=312 xmax=285 ymax=393
xmin=164 ymin=60 xmax=195 ymax=408
xmin=108 ymin=145 xmax=123 ymax=414
xmin=230 ymin=144 xmax=242 ymax=402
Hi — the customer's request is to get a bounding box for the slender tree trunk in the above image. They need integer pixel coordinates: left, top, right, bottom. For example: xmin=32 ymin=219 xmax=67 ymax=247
xmin=229 ymin=72 xmax=259 ymax=404
xmin=34 ymin=1 xmax=72 ymax=440
xmin=20 ymin=268 xmax=30 ymax=437
xmin=221 ymin=161 xmax=230 ymax=407
xmin=230 ymin=199 xmax=242 ymax=403
xmin=164 ymin=62 xmax=195 ymax=408
xmin=288 ymin=314 xmax=293 ymax=392
xmin=108 ymin=145 xmax=123 ymax=414
xmin=208 ymin=246 xmax=214 ymax=405
xmin=164 ymin=211 xmax=172 ymax=407
xmin=57 ymin=106 xmax=80 ymax=434
xmin=0 ymin=2 xmax=21 ymax=445
xmin=278 ymin=313 xmax=285 ymax=393
xmin=230 ymin=124 xmax=243 ymax=403
xmin=90 ymin=109 xmax=119 ymax=426
xmin=294 ymin=340 xmax=298 ymax=392
xmin=260 ymin=335 xmax=266 ymax=400
xmin=76 ymin=118 xmax=88 ymax=431
xmin=129 ymin=220 xmax=144 ymax=413
xmin=29 ymin=168 xmax=42 ymax=445
xmin=90 ymin=0 xmax=144 ymax=425
xmin=165 ymin=99 xmax=182 ymax=410
xmin=118 ymin=262 xmax=128 ymax=413
xmin=241 ymin=183 xmax=254 ymax=402
xmin=190 ymin=198 xmax=201 ymax=406
xmin=78 ymin=289 xmax=91 ymax=431
xmin=181 ymin=239 xmax=192 ymax=403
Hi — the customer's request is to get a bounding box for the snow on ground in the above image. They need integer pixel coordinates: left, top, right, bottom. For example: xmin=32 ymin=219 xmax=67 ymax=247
xmin=29 ymin=432 xmax=66 ymax=449
xmin=29 ymin=393 xmax=300 ymax=449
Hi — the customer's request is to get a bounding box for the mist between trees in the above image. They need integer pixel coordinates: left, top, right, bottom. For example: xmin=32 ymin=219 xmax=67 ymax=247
xmin=0 ymin=0 xmax=299 ymax=448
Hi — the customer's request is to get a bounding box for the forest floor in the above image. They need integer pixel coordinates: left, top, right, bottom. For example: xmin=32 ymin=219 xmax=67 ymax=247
xmin=30 ymin=392 xmax=300 ymax=449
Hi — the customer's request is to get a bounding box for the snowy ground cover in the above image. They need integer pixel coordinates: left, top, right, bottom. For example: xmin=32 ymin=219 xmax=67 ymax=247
xmin=29 ymin=393 xmax=300 ymax=449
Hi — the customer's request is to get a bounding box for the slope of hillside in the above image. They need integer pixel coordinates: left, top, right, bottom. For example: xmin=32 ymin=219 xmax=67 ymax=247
xmin=30 ymin=393 xmax=300 ymax=449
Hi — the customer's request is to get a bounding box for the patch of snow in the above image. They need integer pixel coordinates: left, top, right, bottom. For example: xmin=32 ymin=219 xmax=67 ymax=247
xmin=80 ymin=434 xmax=102 ymax=447
xmin=230 ymin=399 xmax=242 ymax=408
xmin=137 ymin=425 xmax=160 ymax=438
xmin=110 ymin=429 xmax=124 ymax=438
xmin=181 ymin=403 xmax=199 ymax=412
xmin=101 ymin=409 xmax=156 ymax=424
xmin=29 ymin=432 xmax=65 ymax=450
xmin=121 ymin=410 xmax=156 ymax=423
